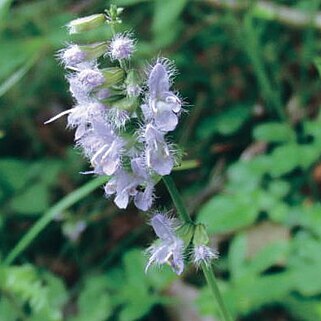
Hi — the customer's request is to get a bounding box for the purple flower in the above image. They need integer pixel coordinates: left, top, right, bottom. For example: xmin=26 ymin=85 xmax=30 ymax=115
xmin=145 ymin=61 xmax=182 ymax=132
xmin=193 ymin=245 xmax=219 ymax=267
xmin=78 ymin=119 xmax=124 ymax=175
xmin=134 ymin=182 xmax=154 ymax=211
xmin=145 ymin=213 xmax=185 ymax=275
xmin=108 ymin=33 xmax=135 ymax=60
xmin=77 ymin=68 xmax=105 ymax=90
xmin=144 ymin=124 xmax=174 ymax=175
xmin=104 ymin=170 xmax=140 ymax=209
xmin=59 ymin=44 xmax=86 ymax=67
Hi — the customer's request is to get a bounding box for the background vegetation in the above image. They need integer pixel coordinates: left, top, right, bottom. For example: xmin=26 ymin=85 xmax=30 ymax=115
xmin=1 ymin=0 xmax=321 ymax=320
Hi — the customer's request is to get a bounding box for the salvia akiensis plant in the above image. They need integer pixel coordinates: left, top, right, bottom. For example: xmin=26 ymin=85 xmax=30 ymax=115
xmin=45 ymin=5 xmax=231 ymax=321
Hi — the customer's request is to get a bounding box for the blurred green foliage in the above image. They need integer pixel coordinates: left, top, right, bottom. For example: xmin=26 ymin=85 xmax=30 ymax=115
xmin=1 ymin=0 xmax=321 ymax=320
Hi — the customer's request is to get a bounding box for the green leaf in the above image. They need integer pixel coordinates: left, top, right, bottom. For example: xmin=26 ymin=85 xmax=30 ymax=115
xmin=0 ymin=298 xmax=17 ymax=321
xmin=152 ymin=0 xmax=187 ymax=35
xmin=10 ymin=182 xmax=50 ymax=215
xmin=0 ymin=159 xmax=29 ymax=192
xmin=0 ymin=54 xmax=38 ymax=98
xmin=197 ymin=193 xmax=259 ymax=234
xmin=197 ymin=105 xmax=250 ymax=139
xmin=268 ymin=180 xmax=290 ymax=199
xmin=228 ymin=234 xmax=248 ymax=280
xmin=0 ymin=0 xmax=14 ymax=28
xmin=253 ymin=122 xmax=294 ymax=143
xmin=269 ymin=144 xmax=300 ymax=177
xmin=70 ymin=275 xmax=111 ymax=321
xmin=248 ymin=241 xmax=289 ymax=275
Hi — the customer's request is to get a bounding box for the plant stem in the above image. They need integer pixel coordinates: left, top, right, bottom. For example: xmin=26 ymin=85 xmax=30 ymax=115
xmin=162 ymin=175 xmax=193 ymax=224
xmin=162 ymin=175 xmax=233 ymax=321
xmin=4 ymin=176 xmax=108 ymax=266
xmin=202 ymin=263 xmax=233 ymax=321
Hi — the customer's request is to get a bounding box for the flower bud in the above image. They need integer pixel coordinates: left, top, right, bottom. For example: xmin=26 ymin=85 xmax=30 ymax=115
xmin=193 ymin=223 xmax=209 ymax=246
xmin=176 ymin=222 xmax=195 ymax=245
xmin=125 ymin=70 xmax=141 ymax=97
xmin=67 ymin=14 xmax=106 ymax=34
xmin=111 ymin=96 xmax=139 ymax=112
xmin=79 ymin=42 xmax=108 ymax=61
xmin=108 ymin=33 xmax=135 ymax=60
xmin=100 ymin=67 xmax=125 ymax=87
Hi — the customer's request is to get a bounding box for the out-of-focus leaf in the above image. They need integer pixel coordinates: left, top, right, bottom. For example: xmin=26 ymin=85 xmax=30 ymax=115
xmin=269 ymin=144 xmax=300 ymax=177
xmin=0 ymin=159 xmax=29 ymax=192
xmin=69 ymin=275 xmax=111 ymax=321
xmin=285 ymin=295 xmax=321 ymax=321
xmin=253 ymin=122 xmax=294 ymax=143
xmin=152 ymin=0 xmax=187 ymax=34
xmin=0 ymin=54 xmax=38 ymax=98
xmin=197 ymin=193 xmax=259 ymax=234
xmin=197 ymin=105 xmax=250 ymax=139
xmin=0 ymin=0 xmax=13 ymax=28
xmin=289 ymin=232 xmax=321 ymax=296
xmin=10 ymin=182 xmax=50 ymax=215
xmin=248 ymin=241 xmax=289 ymax=275
xmin=228 ymin=234 xmax=247 ymax=280
xmin=111 ymin=0 xmax=148 ymax=5
xmin=0 ymin=298 xmax=16 ymax=321
xmin=118 ymin=250 xmax=157 ymax=321
xmin=0 ymin=265 xmax=66 ymax=321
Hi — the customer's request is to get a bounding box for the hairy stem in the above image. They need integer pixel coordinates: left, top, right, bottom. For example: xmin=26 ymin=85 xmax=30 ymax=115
xmin=162 ymin=175 xmax=193 ymax=224
xmin=4 ymin=176 xmax=108 ymax=265
xmin=162 ymin=175 xmax=233 ymax=321
xmin=202 ymin=263 xmax=233 ymax=321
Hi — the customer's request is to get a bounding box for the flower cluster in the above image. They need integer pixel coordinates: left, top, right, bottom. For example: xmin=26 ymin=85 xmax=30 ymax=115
xmin=46 ymin=16 xmax=182 ymax=212
xmin=47 ymin=6 xmax=218 ymax=274
xmin=146 ymin=213 xmax=218 ymax=274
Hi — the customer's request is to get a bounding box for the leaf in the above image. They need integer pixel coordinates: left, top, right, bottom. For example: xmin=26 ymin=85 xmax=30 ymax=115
xmin=269 ymin=144 xmax=300 ymax=177
xmin=10 ymin=182 xmax=50 ymax=215
xmin=197 ymin=105 xmax=250 ymax=139
xmin=152 ymin=0 xmax=187 ymax=35
xmin=0 ymin=54 xmax=38 ymax=98
xmin=70 ymin=275 xmax=111 ymax=321
xmin=112 ymin=0 xmax=148 ymax=5
xmin=118 ymin=250 xmax=157 ymax=321
xmin=248 ymin=241 xmax=289 ymax=275
xmin=0 ymin=159 xmax=29 ymax=192
xmin=197 ymin=193 xmax=259 ymax=234
xmin=0 ymin=0 xmax=14 ymax=29
xmin=0 ymin=298 xmax=17 ymax=321
xmin=228 ymin=234 xmax=248 ymax=280
xmin=253 ymin=122 xmax=294 ymax=143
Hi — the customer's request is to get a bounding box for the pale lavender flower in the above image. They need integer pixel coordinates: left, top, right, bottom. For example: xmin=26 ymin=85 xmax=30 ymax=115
xmin=59 ymin=44 xmax=86 ymax=67
xmin=62 ymin=220 xmax=87 ymax=242
xmin=78 ymin=119 xmax=124 ymax=175
xmin=144 ymin=60 xmax=182 ymax=132
xmin=104 ymin=169 xmax=140 ymax=209
xmin=106 ymin=108 xmax=130 ymax=128
xmin=126 ymin=84 xmax=141 ymax=97
xmin=193 ymin=245 xmax=219 ymax=267
xmin=145 ymin=213 xmax=185 ymax=275
xmin=108 ymin=33 xmax=135 ymax=60
xmin=77 ymin=68 xmax=105 ymax=90
xmin=134 ymin=182 xmax=154 ymax=211
xmin=144 ymin=124 xmax=174 ymax=175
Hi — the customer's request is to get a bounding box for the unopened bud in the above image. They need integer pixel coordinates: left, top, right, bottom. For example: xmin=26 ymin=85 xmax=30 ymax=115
xmin=101 ymin=67 xmax=125 ymax=87
xmin=193 ymin=224 xmax=209 ymax=246
xmin=176 ymin=222 xmax=195 ymax=245
xmin=67 ymin=14 xmax=105 ymax=34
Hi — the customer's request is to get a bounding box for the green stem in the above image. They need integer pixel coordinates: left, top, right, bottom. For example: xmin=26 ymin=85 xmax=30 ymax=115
xmin=4 ymin=176 xmax=108 ymax=266
xmin=162 ymin=175 xmax=233 ymax=321
xmin=202 ymin=263 xmax=233 ymax=321
xmin=162 ymin=175 xmax=193 ymax=224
